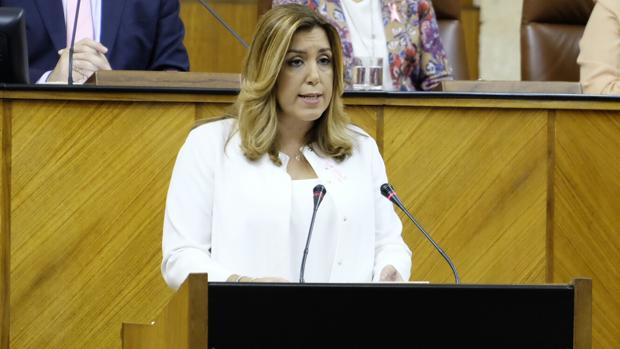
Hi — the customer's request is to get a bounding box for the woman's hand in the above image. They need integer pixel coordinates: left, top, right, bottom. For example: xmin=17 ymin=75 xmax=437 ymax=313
xmin=227 ymin=274 xmax=289 ymax=282
xmin=251 ymin=276 xmax=289 ymax=282
xmin=379 ymin=265 xmax=404 ymax=282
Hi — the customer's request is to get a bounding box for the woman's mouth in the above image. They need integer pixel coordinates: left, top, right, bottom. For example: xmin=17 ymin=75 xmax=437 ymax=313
xmin=299 ymin=93 xmax=323 ymax=104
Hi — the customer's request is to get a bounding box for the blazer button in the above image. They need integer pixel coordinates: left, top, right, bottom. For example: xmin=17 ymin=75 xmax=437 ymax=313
xmin=337 ymin=260 xmax=343 ymax=266
xmin=343 ymin=216 xmax=348 ymax=222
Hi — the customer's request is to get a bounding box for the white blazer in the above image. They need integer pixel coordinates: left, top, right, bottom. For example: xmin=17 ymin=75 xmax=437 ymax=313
xmin=161 ymin=118 xmax=411 ymax=289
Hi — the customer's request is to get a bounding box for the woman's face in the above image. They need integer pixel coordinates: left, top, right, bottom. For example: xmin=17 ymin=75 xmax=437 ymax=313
xmin=275 ymin=26 xmax=333 ymax=126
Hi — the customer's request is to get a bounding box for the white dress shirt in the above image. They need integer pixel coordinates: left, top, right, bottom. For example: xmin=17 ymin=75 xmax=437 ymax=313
xmin=38 ymin=0 xmax=102 ymax=83
xmin=62 ymin=0 xmax=101 ymax=41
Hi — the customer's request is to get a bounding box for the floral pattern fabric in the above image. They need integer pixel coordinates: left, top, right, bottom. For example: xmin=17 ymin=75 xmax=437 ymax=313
xmin=273 ymin=0 xmax=452 ymax=91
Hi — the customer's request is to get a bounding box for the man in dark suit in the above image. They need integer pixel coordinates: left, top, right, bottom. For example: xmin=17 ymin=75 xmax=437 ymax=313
xmin=0 ymin=0 xmax=190 ymax=83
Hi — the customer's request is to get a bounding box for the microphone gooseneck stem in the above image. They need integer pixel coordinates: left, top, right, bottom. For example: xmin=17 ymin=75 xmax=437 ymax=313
xmin=299 ymin=207 xmax=318 ymax=283
xmin=67 ymin=0 xmax=82 ymax=85
xmin=196 ymin=0 xmax=249 ymax=49
xmin=396 ymin=200 xmax=460 ymax=284
xmin=381 ymin=184 xmax=460 ymax=284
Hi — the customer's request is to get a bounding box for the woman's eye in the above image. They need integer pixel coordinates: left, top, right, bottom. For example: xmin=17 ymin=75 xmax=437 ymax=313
xmin=319 ymin=56 xmax=332 ymax=65
xmin=287 ymin=58 xmax=304 ymax=67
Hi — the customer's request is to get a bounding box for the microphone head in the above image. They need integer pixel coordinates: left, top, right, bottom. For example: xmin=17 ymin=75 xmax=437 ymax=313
xmin=381 ymin=183 xmax=404 ymax=207
xmin=313 ymin=184 xmax=327 ymax=208
xmin=380 ymin=183 xmax=396 ymax=201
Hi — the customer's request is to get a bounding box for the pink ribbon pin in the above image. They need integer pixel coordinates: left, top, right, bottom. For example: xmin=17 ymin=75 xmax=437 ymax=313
xmin=389 ymin=2 xmax=401 ymax=23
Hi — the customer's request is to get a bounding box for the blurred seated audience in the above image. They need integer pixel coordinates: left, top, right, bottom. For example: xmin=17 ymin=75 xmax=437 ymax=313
xmin=273 ymin=0 xmax=453 ymax=91
xmin=578 ymin=0 xmax=620 ymax=94
xmin=0 ymin=0 xmax=189 ymax=84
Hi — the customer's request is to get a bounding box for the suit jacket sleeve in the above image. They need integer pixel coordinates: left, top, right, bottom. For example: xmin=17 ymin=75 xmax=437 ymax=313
xmin=0 ymin=0 xmax=63 ymax=82
xmin=149 ymin=0 xmax=190 ymax=71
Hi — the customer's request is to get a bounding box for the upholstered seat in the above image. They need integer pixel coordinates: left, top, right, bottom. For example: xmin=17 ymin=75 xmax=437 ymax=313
xmin=521 ymin=0 xmax=594 ymax=81
xmin=433 ymin=0 xmax=470 ymax=80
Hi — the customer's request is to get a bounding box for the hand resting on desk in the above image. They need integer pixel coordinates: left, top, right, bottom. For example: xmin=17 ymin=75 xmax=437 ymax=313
xmin=48 ymin=39 xmax=111 ymax=84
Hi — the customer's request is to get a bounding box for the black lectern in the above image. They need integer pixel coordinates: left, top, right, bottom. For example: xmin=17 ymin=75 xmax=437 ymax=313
xmin=122 ymin=274 xmax=591 ymax=349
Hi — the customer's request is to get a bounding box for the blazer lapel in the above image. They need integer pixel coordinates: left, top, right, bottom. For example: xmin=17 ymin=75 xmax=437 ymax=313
xmin=101 ymin=0 xmax=127 ymax=50
xmin=34 ymin=0 xmax=67 ymax=50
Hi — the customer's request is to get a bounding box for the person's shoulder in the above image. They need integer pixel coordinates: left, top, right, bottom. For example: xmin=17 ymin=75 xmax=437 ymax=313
xmin=597 ymin=0 xmax=620 ymax=14
xmin=406 ymin=0 xmax=433 ymax=9
xmin=191 ymin=117 xmax=235 ymax=135
xmin=347 ymin=124 xmax=373 ymax=142
xmin=187 ymin=117 xmax=236 ymax=147
xmin=346 ymin=124 xmax=380 ymax=151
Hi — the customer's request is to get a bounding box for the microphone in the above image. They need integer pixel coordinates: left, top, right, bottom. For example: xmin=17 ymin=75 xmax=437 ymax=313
xmin=299 ymin=184 xmax=327 ymax=283
xmin=67 ymin=0 xmax=82 ymax=85
xmin=196 ymin=0 xmax=249 ymax=49
xmin=380 ymin=183 xmax=461 ymax=284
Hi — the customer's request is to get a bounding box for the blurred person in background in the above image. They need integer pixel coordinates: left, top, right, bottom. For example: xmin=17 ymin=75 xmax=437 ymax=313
xmin=273 ymin=0 xmax=452 ymax=91
xmin=0 ymin=0 xmax=189 ymax=83
xmin=578 ymin=0 xmax=620 ymax=94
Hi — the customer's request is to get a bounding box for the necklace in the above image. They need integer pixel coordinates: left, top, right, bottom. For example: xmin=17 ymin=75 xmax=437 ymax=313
xmin=341 ymin=0 xmax=376 ymax=57
xmin=294 ymin=146 xmax=305 ymax=161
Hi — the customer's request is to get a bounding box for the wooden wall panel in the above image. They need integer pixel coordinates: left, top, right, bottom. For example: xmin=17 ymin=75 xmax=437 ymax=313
xmin=554 ymin=110 xmax=620 ymax=349
xmin=383 ymin=107 xmax=548 ymax=283
xmin=1 ymin=99 xmax=9 ymax=349
xmin=461 ymin=3 xmax=480 ymax=79
xmin=180 ymin=0 xmax=257 ymax=73
xmin=346 ymin=106 xmax=378 ymax=141
xmin=3 ymin=91 xmax=619 ymax=349
xmin=9 ymin=101 xmax=195 ymax=349
xmin=195 ymin=103 xmax=232 ymax=122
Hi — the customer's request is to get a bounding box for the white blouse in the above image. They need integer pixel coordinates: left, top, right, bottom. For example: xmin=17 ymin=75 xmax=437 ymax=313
xmin=289 ymin=178 xmax=337 ymax=282
xmin=161 ymin=118 xmax=411 ymax=289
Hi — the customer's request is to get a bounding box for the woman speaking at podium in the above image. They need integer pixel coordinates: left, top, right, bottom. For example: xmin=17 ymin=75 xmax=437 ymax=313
xmin=161 ymin=4 xmax=411 ymax=289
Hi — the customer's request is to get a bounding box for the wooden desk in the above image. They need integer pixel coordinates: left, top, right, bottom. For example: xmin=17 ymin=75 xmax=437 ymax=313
xmin=1 ymin=86 xmax=617 ymax=349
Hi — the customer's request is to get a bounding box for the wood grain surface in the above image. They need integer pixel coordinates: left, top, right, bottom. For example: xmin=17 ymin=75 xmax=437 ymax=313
xmin=0 ymin=91 xmax=616 ymax=349
xmin=383 ymin=106 xmax=548 ymax=283
xmin=122 ymin=274 xmax=209 ymax=349
xmin=180 ymin=0 xmax=257 ymax=73
xmin=9 ymin=100 xmax=194 ymax=348
xmin=1 ymin=99 xmax=10 ymax=349
xmin=554 ymin=109 xmax=620 ymax=349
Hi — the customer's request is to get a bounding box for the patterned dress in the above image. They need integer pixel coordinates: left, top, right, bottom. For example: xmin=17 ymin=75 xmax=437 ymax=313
xmin=273 ymin=0 xmax=452 ymax=91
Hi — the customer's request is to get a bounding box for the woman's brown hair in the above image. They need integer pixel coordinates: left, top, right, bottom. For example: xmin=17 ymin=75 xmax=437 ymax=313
xmin=232 ymin=4 xmax=352 ymax=165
